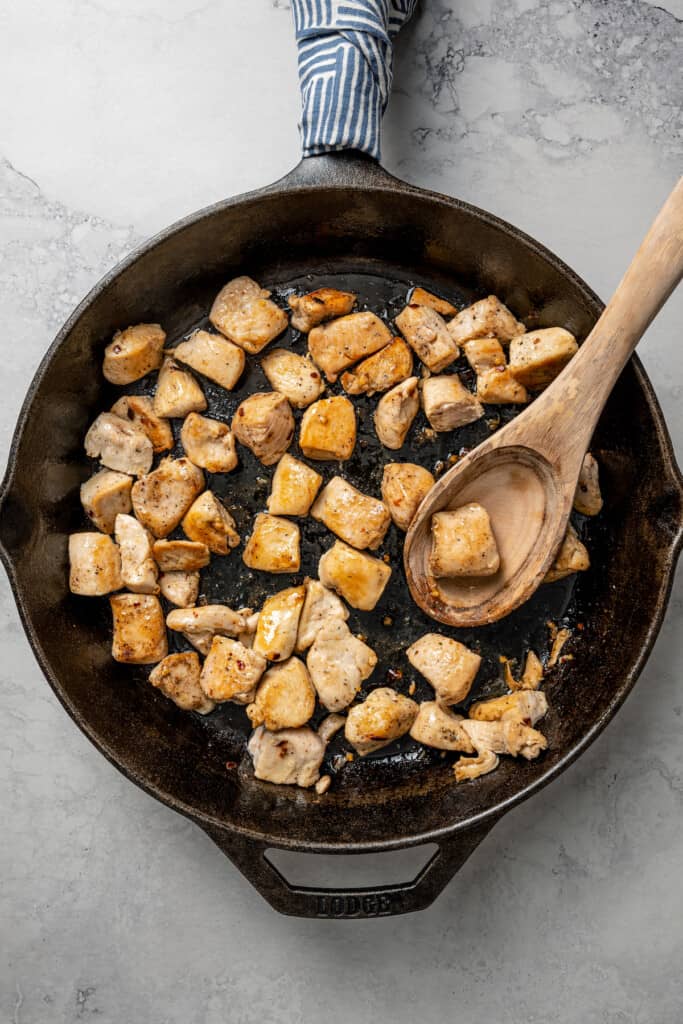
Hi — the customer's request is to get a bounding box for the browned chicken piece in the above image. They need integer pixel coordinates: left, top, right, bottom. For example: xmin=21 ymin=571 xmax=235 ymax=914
xmin=409 ymin=702 xmax=475 ymax=752
xmin=103 ymin=323 xmax=166 ymax=384
xmin=110 ymin=395 xmax=174 ymax=453
xmin=395 ymin=304 xmax=459 ymax=373
xmin=422 ymin=375 xmax=484 ymax=431
xmin=345 ymin=688 xmax=418 ymax=756
xmin=85 ymin=412 xmax=153 ymax=477
xmin=159 ymin=570 xmax=200 ymax=607
xmin=246 ymin=657 xmax=316 ymax=730
xmin=266 ymin=454 xmax=323 ymax=516
xmin=114 ymin=513 xmax=158 ymax=594
xmin=469 ymin=690 xmax=548 ymax=725
xmin=299 ymin=396 xmax=356 ymax=461
xmin=340 ymin=337 xmax=413 ymax=396
xmin=289 ymin=287 xmax=356 ymax=332
xmin=508 ymin=327 xmax=578 ymax=390
xmin=152 ymin=539 xmax=210 ymax=571
xmin=149 ymin=652 xmax=215 ymax=714
xmin=182 ymin=491 xmax=240 ymax=555
xmin=455 ymin=718 xmax=547 ymax=782
xmin=311 ymin=477 xmax=391 ymax=551
xmin=247 ymin=725 xmax=325 ymax=787
xmin=453 ymin=749 xmax=500 ymax=782
xmin=260 ymin=349 xmax=325 ymax=408
xmin=461 ymin=336 xmax=506 ymax=374
xmin=317 ymin=712 xmax=346 ymax=743
xmin=131 ymin=458 xmax=204 ymax=538
xmin=170 ymin=329 xmax=245 ymax=390
xmin=307 ymin=619 xmax=377 ymax=712
xmin=408 ymin=287 xmax=458 ymax=318
xmin=110 ymin=593 xmax=167 ymax=664
xmin=374 ymin=377 xmax=420 ymax=450
xmin=574 ymin=452 xmax=603 ymax=516
xmin=520 ymin=651 xmax=544 ymax=690
xmin=308 ymin=311 xmax=392 ymax=382
xmin=242 ymin=513 xmax=300 ymax=573
xmin=200 ymin=635 xmax=267 ymax=704
xmin=166 ymin=605 xmax=248 ymax=652
xmin=430 ymin=503 xmax=500 ymax=578
xmin=153 ymin=357 xmax=207 ymax=418
xmin=253 ymin=585 xmax=306 ymax=662
xmin=318 ymin=540 xmax=391 ymax=611
xmin=381 ymin=463 xmax=435 ymax=532
xmin=447 ymin=296 xmax=525 ymax=346
xmin=210 ymin=276 xmax=288 ymax=354
xmin=180 ymin=413 xmax=238 ymax=474
xmin=295 ymin=578 xmax=349 ymax=652
xmin=407 ymin=633 xmax=481 ymax=706
xmin=544 ymin=523 xmax=590 ymax=583
xmin=68 ymin=533 xmax=122 ymax=596
xmin=476 ymin=366 xmax=528 ymax=404
xmin=80 ymin=470 xmax=133 ymax=533
xmin=231 ymin=392 xmax=294 ymax=466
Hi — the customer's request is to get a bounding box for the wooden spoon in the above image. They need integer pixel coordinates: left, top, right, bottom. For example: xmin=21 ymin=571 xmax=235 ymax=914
xmin=404 ymin=177 xmax=683 ymax=628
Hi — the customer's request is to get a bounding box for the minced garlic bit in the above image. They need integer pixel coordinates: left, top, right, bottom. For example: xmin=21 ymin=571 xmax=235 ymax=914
xmin=315 ymin=774 xmax=331 ymax=795
xmin=408 ymin=680 xmax=416 ymax=696
xmin=547 ymin=624 xmax=572 ymax=667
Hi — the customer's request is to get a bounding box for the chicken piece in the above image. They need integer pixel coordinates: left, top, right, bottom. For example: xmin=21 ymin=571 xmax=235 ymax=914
xmin=407 ymin=634 xmax=481 ymax=706
xmin=408 ymin=287 xmax=457 ymax=318
xmin=110 ymin=593 xmax=167 ymax=664
xmin=253 ymin=585 xmax=306 ymax=662
xmin=246 ymin=657 xmax=316 ymax=730
xmin=299 ymin=396 xmax=356 ymax=461
xmin=152 ymin=539 xmax=210 ymax=571
xmin=506 ymin=650 xmax=545 ymax=692
xmin=248 ymin=725 xmax=325 ymax=788
xmin=453 ymin=749 xmax=500 ymax=782
xmin=307 ymin=619 xmax=377 ymax=712
xmin=345 ymin=688 xmax=418 ymax=756
xmin=149 ymin=652 xmax=215 ymax=714
xmin=131 ymin=457 xmax=204 ymax=537
xmin=460 ymin=718 xmax=548 ymax=760
xmin=422 ymin=375 xmax=484 ymax=431
xmin=85 ymin=412 xmax=153 ymax=477
xmin=167 ymin=605 xmax=249 ymax=649
xmin=231 ymin=392 xmax=294 ymax=466
xmin=317 ymin=712 xmax=346 ymax=743
xmin=295 ymin=578 xmax=349 ymax=652
xmin=476 ymin=366 xmax=528 ymax=404
xmin=318 ymin=540 xmax=391 ymax=611
xmin=340 ymin=337 xmax=413 ymax=396
xmin=308 ymin=311 xmax=392 ymax=382
xmin=110 ymin=395 xmax=174 ymax=453
xmin=289 ymin=287 xmax=356 ymax=332
xmin=315 ymin=774 xmax=332 ymax=794
xmin=114 ymin=513 xmax=158 ymax=594
xmin=311 ymin=477 xmax=391 ymax=551
xmin=447 ymin=296 xmax=525 ymax=346
xmin=159 ymin=570 xmax=200 ymax=607
xmin=574 ymin=452 xmax=603 ymax=516
xmin=68 ymin=533 xmax=122 ymax=596
xmin=200 ymin=636 xmax=266 ymax=704
xmin=544 ymin=523 xmax=590 ymax=583
xmin=508 ymin=327 xmax=578 ymax=390
xmin=170 ymin=329 xmax=245 ymax=390
xmin=409 ymin=702 xmax=475 ymax=752
xmin=266 ymin=454 xmax=323 ymax=516
xmin=374 ymin=377 xmax=420 ymax=450
xmin=430 ymin=504 xmax=500 ymax=578
xmin=80 ymin=470 xmax=133 ymax=533
xmin=153 ymin=357 xmax=207 ymax=418
xmin=381 ymin=463 xmax=434 ymax=532
xmin=469 ymin=690 xmax=548 ymax=725
xmin=461 ymin=336 xmax=506 ymax=374
xmin=260 ymin=349 xmax=325 ymax=409
xmin=242 ymin=513 xmax=300 ymax=573
xmin=210 ymin=276 xmax=288 ymax=354
xmin=395 ymin=304 xmax=459 ymax=373
xmin=103 ymin=323 xmax=166 ymax=384
xmin=180 ymin=413 xmax=238 ymax=474
xmin=182 ymin=491 xmax=240 ymax=555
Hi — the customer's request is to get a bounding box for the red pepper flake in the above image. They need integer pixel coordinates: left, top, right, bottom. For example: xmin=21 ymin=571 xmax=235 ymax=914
xmin=225 ymin=760 xmax=237 ymax=770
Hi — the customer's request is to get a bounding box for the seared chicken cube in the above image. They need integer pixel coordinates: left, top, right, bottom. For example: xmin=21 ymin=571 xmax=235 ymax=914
xmin=231 ymin=391 xmax=294 ymax=466
xmin=462 ymin=336 xmax=506 ymax=374
xmin=295 ymin=578 xmax=349 ymax=652
xmin=409 ymin=702 xmax=474 ymax=751
xmin=103 ymin=323 xmax=165 ymax=384
xmin=308 ymin=311 xmax=392 ymax=382
xmin=153 ymin=357 xmax=206 ymax=418
xmin=311 ymin=477 xmax=391 ymax=551
xmin=289 ymin=287 xmax=355 ymax=332
xmin=408 ymin=287 xmax=457 ymax=318
xmin=430 ymin=504 xmax=500 ymax=578
xmin=340 ymin=337 xmax=413 ymax=396
xmin=544 ymin=523 xmax=590 ymax=583
xmin=447 ymin=296 xmax=524 ymax=346
xmin=381 ymin=462 xmax=435 ymax=532
xmin=266 ymin=454 xmax=323 ymax=516
xmin=307 ymin=619 xmax=377 ymax=712
xmin=374 ymin=377 xmax=420 ymax=450
xmin=131 ymin=457 xmax=204 ymax=537
xmin=166 ymin=605 xmax=248 ymax=653
xmin=395 ymin=304 xmax=459 ymax=373
xmin=171 ymin=329 xmax=245 ymax=390
xmin=149 ymin=652 xmax=215 ymax=714
xmin=508 ymin=327 xmax=578 ymax=390
xmin=422 ymin=375 xmax=484 ymax=431
xmin=407 ymin=633 xmax=481 ymax=706
xmin=246 ymin=657 xmax=316 ymax=730
xmin=345 ymin=687 xmax=417 ymax=756
xmin=299 ymin=396 xmax=356 ymax=461
xmin=85 ymin=412 xmax=153 ymax=477
xmin=180 ymin=413 xmax=238 ymax=474
xmin=253 ymin=585 xmax=306 ymax=662
xmin=574 ymin=452 xmax=603 ymax=516
xmin=182 ymin=491 xmax=240 ymax=555
xmin=110 ymin=593 xmax=167 ymax=664
xmin=114 ymin=513 xmax=158 ymax=594
xmin=159 ymin=570 xmax=200 ymax=607
xmin=476 ymin=366 xmax=528 ymax=404
xmin=261 ymin=348 xmax=325 ymax=408
xmin=243 ymin=513 xmax=300 ymax=573
xmin=110 ymin=395 xmax=173 ymax=453
xmin=199 ymin=635 xmax=266 ymax=704
xmin=248 ymin=725 xmax=324 ymax=788
xmin=469 ymin=690 xmax=548 ymax=726
xmin=152 ymin=539 xmax=210 ymax=571
xmin=210 ymin=275 xmax=288 ymax=354
xmin=80 ymin=469 xmax=132 ymax=533
xmin=68 ymin=533 xmax=122 ymax=596
xmin=318 ymin=540 xmax=391 ymax=611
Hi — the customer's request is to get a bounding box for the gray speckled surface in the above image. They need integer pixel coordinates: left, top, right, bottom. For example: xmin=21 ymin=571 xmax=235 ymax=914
xmin=1 ymin=1 xmax=682 ymax=1020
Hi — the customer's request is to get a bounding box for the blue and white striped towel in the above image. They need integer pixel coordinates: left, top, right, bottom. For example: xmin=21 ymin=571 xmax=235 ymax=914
xmin=292 ymin=0 xmax=419 ymax=160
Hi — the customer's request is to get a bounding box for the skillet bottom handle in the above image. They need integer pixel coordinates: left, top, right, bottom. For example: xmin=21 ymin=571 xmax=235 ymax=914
xmin=202 ymin=820 xmax=497 ymax=918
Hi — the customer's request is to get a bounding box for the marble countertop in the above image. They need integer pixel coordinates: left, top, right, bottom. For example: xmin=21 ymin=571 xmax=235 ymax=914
xmin=1 ymin=1 xmax=682 ymax=1021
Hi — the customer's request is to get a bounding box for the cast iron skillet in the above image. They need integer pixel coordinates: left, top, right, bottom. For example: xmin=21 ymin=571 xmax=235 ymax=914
xmin=1 ymin=151 xmax=682 ymax=917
